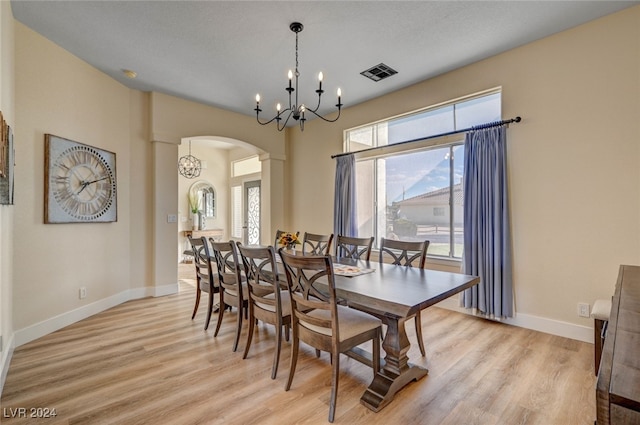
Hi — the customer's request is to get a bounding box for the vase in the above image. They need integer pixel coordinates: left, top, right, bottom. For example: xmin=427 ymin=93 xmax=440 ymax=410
xmin=192 ymin=213 xmax=199 ymax=231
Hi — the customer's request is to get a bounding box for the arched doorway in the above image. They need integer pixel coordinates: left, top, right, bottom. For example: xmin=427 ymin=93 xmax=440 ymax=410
xmin=177 ymin=136 xmax=264 ymax=263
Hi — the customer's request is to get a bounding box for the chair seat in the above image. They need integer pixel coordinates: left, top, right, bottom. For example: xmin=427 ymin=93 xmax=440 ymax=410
xmin=224 ymin=282 xmax=248 ymax=298
xmin=199 ymin=275 xmax=219 ymax=293
xmin=220 ymin=272 xmax=246 ymax=284
xmin=301 ymin=305 xmax=381 ymax=341
xmin=591 ymin=299 xmax=611 ymax=321
xmin=257 ymin=291 xmax=292 ymax=316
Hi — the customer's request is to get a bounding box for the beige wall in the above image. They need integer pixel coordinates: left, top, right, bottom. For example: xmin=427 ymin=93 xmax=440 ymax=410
xmin=0 ymin=0 xmax=15 ymax=377
xmin=128 ymin=90 xmax=153 ymax=290
xmin=13 ymin=22 xmax=135 ymax=330
xmin=289 ymin=6 xmax=640 ymax=332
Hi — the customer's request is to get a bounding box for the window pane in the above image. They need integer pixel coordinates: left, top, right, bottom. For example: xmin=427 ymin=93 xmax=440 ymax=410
xmin=385 ymin=147 xmax=452 ymax=254
xmin=232 ymin=156 xmax=261 ymax=177
xmin=455 ymin=93 xmax=501 ymax=129
xmin=231 ymin=185 xmax=242 ymax=238
xmin=388 ymin=106 xmax=454 ymax=144
xmin=452 ymin=144 xmax=465 ymax=258
xmin=347 ymin=126 xmax=375 ymax=152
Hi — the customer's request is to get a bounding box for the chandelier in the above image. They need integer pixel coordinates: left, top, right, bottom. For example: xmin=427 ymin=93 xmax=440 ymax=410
xmin=254 ymin=22 xmax=343 ymax=131
xmin=178 ymin=140 xmax=201 ymax=179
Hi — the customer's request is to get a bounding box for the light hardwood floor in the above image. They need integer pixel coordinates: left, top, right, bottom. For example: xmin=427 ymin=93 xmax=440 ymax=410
xmin=1 ymin=264 xmax=596 ymax=424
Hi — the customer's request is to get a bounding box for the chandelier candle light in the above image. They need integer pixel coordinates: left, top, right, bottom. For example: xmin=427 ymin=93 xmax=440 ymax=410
xmin=254 ymin=22 xmax=343 ymax=131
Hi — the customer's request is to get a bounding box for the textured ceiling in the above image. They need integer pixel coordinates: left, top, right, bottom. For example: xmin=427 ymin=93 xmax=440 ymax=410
xmin=11 ymin=1 xmax=639 ymax=124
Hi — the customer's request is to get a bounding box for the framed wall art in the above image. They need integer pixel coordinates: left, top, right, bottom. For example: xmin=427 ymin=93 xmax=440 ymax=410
xmin=44 ymin=134 xmax=117 ymax=223
xmin=0 ymin=111 xmax=14 ymax=205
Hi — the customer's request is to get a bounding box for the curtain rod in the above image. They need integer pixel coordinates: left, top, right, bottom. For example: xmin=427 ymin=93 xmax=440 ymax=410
xmin=331 ymin=116 xmax=522 ymax=159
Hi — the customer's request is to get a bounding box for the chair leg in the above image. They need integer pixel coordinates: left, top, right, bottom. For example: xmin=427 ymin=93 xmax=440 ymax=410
xmin=285 ymin=334 xmax=299 ymax=391
xmin=242 ymin=307 xmax=255 ymax=360
xmin=213 ymin=293 xmax=225 ymax=337
xmin=414 ymin=311 xmax=426 ymax=357
xmin=284 ymin=322 xmax=290 ymax=342
xmin=191 ymin=288 xmax=201 ymax=320
xmin=272 ymin=320 xmax=282 ymax=380
xmin=594 ymin=319 xmax=604 ymax=375
xmin=204 ymin=291 xmax=214 ymax=330
xmin=315 ymin=349 xmax=321 ymax=358
xmin=328 ymin=350 xmax=340 ymax=423
xmin=232 ymin=301 xmax=243 ymax=352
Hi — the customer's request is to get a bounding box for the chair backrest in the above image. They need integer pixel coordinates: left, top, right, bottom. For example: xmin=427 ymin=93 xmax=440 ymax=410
xmin=379 ymin=238 xmax=429 ymax=268
xmin=279 ymin=249 xmax=338 ymax=344
xmin=302 ymin=232 xmax=334 ymax=255
xmin=335 ymin=235 xmax=374 ymax=261
xmin=189 ymin=237 xmax=215 ymax=289
xmin=210 ymin=240 xmax=244 ymax=296
xmin=274 ymin=230 xmax=300 ymax=247
xmin=238 ymin=244 xmax=283 ymax=314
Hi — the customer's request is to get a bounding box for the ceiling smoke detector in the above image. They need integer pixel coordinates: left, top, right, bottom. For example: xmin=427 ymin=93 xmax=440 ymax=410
xmin=360 ymin=63 xmax=398 ymax=82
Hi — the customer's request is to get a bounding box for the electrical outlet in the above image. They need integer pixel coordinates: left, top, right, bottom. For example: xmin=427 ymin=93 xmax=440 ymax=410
xmin=79 ymin=287 xmax=87 ymax=299
xmin=167 ymin=214 xmax=177 ymax=223
xmin=578 ymin=302 xmax=590 ymax=318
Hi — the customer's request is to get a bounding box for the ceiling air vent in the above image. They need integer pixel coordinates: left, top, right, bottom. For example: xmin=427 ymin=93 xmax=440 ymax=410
xmin=360 ymin=63 xmax=398 ymax=82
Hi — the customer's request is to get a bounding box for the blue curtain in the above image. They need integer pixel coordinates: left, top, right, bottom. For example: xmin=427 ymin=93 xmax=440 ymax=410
xmin=462 ymin=125 xmax=513 ymax=318
xmin=333 ymin=154 xmax=357 ymax=239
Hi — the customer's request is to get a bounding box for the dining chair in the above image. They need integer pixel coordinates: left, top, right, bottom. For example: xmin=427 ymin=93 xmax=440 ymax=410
xmin=335 ymin=235 xmax=374 ymax=261
xmin=278 ymin=249 xmax=381 ymax=423
xmin=379 ymin=237 xmax=430 ymax=356
xmin=302 ymin=232 xmax=334 ymax=255
xmin=210 ymin=239 xmax=248 ymax=352
xmin=274 ymin=229 xmax=300 ymax=247
xmin=238 ymin=244 xmax=292 ymax=379
xmin=188 ymin=237 xmax=219 ymax=330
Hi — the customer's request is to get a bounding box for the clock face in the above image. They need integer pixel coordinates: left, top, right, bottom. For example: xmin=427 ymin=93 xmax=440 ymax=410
xmin=45 ymin=135 xmax=117 ymax=223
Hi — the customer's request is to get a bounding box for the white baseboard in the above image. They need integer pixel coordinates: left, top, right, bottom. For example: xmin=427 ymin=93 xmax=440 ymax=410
xmin=436 ymin=296 xmax=593 ymax=343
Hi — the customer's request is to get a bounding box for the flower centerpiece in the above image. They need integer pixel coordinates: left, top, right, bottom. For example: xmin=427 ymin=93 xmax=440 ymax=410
xmin=278 ymin=232 xmax=300 ymax=250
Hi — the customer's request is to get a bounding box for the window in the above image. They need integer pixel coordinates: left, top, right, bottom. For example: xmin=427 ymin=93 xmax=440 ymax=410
xmin=231 ymin=185 xmax=243 ymax=239
xmin=232 ymin=155 xmax=261 ymax=177
xmin=345 ymin=91 xmax=501 ymax=259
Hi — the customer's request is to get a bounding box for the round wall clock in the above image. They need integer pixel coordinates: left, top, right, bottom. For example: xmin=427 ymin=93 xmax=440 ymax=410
xmin=44 ymin=134 xmax=117 ymax=223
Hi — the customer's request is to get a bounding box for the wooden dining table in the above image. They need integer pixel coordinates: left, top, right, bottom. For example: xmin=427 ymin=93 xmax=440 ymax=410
xmin=325 ymin=257 xmax=480 ymax=412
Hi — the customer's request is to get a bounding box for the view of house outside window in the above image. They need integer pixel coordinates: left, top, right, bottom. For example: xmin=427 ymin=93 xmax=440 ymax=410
xmin=344 ymin=91 xmax=501 ymax=259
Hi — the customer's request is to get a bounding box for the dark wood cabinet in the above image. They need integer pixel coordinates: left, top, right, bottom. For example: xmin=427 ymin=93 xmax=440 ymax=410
xmin=596 ymin=265 xmax=640 ymax=424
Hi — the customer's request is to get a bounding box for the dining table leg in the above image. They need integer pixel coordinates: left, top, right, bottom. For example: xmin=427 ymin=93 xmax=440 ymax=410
xmin=360 ymin=314 xmax=428 ymax=412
